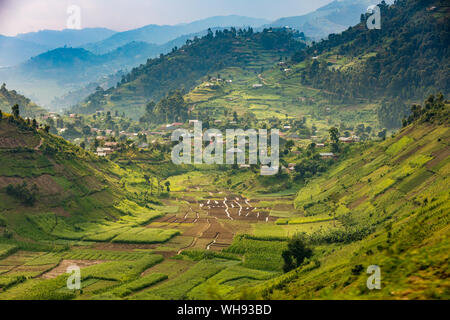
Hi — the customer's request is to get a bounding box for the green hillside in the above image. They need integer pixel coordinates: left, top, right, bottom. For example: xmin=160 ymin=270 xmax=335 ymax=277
xmin=238 ymin=95 xmax=449 ymax=300
xmin=290 ymin=0 xmax=449 ymax=101
xmin=0 ymin=84 xmax=45 ymax=118
xmin=74 ymin=28 xmax=305 ymax=118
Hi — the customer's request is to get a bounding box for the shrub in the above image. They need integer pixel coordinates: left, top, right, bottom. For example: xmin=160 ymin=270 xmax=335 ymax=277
xmin=5 ymin=182 xmax=38 ymax=206
xmin=282 ymin=234 xmax=313 ymax=273
xmin=351 ymin=264 xmax=364 ymax=275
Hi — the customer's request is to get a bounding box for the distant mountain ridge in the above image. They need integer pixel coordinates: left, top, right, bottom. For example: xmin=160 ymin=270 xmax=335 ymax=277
xmin=268 ymin=0 xmax=382 ymax=39
xmin=82 ymin=15 xmax=270 ymax=54
xmin=0 ymin=83 xmax=45 ymax=117
xmin=73 ymin=28 xmax=305 ymax=117
xmin=16 ymin=28 xmax=117 ymax=48
xmin=0 ymin=35 xmax=50 ymax=67
xmin=0 ymin=28 xmax=117 ymax=67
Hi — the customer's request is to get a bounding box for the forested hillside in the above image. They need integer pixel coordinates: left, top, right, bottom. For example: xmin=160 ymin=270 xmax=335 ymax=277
xmin=74 ymin=28 xmax=305 ymax=117
xmin=0 ymin=84 xmax=45 ymax=118
xmin=290 ymin=0 xmax=449 ymax=102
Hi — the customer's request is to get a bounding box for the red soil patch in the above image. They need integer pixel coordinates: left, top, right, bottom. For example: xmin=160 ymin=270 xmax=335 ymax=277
xmin=426 ymin=147 xmax=450 ymax=169
xmin=0 ymin=174 xmax=63 ymax=196
xmin=52 ymin=207 xmax=71 ymax=217
xmin=348 ymin=196 xmax=369 ymax=209
xmin=394 ymin=145 xmax=423 ymax=164
xmin=0 ymin=176 xmax=22 ymax=188
xmin=40 ymin=260 xmax=105 ymax=279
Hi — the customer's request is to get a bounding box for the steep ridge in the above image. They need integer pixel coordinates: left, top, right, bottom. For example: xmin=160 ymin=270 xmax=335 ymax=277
xmin=289 ymin=0 xmax=450 ymax=101
xmin=245 ymin=95 xmax=449 ymax=300
xmin=0 ymin=110 xmax=160 ymax=243
xmin=0 ymin=84 xmax=45 ymax=118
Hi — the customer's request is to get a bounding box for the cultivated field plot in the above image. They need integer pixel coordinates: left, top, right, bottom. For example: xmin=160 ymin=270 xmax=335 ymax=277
xmin=0 ymin=177 xmax=344 ymax=299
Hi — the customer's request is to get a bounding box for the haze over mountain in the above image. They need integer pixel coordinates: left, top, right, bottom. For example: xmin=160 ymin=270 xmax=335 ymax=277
xmin=0 ymin=36 xmax=50 ymax=67
xmin=82 ymin=15 xmax=270 ymax=54
xmin=0 ymin=28 xmax=117 ymax=67
xmin=268 ymin=0 xmax=386 ymax=39
xmin=0 ymin=2 xmax=389 ymax=108
xmin=16 ymin=28 xmax=117 ymax=49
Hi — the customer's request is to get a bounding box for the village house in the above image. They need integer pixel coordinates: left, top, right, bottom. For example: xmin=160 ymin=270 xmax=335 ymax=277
xmin=252 ymin=84 xmax=263 ymax=88
xmin=260 ymin=166 xmax=279 ymax=176
xmin=162 ymin=124 xmax=175 ymax=131
xmin=320 ymin=153 xmax=337 ymax=159
xmin=104 ymin=142 xmax=119 ymax=149
xmin=96 ymin=147 xmax=113 ymax=157
xmin=339 ymin=136 xmax=360 ymax=143
xmin=137 ymin=142 xmax=149 ymax=149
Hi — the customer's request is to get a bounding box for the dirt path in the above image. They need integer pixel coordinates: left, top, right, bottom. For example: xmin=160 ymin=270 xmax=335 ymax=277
xmin=34 ymin=138 xmax=44 ymax=151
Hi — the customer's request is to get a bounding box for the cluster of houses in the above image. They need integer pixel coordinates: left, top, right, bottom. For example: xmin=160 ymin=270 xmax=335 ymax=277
xmin=339 ymin=135 xmax=361 ymax=143
xmin=95 ymin=141 xmax=119 ymax=157
xmin=41 ymin=112 xmax=60 ymax=121
xmin=204 ymin=78 xmax=233 ymax=88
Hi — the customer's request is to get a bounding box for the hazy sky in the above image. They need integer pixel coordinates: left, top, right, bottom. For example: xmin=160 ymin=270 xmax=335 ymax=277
xmin=0 ymin=0 xmax=333 ymax=36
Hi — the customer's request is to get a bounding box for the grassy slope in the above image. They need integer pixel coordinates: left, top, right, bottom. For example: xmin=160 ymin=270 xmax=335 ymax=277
xmin=183 ymin=63 xmax=383 ymax=143
xmin=0 ymin=85 xmax=46 ymax=118
xmin=0 ymin=118 xmax=173 ymax=245
xmin=241 ymin=104 xmax=450 ymax=300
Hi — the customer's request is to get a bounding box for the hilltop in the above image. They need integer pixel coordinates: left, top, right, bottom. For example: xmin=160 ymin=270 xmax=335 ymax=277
xmin=0 ymin=84 xmax=45 ymax=118
xmin=269 ymin=0 xmax=377 ymax=39
xmin=84 ymin=15 xmax=270 ymax=54
xmin=74 ymin=28 xmax=305 ymax=118
xmin=289 ymin=0 xmax=449 ymax=102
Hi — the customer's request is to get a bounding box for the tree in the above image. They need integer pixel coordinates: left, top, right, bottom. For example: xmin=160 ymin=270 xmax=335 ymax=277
xmin=82 ymin=126 xmax=91 ymax=136
xmin=282 ymin=234 xmax=313 ymax=273
xmin=5 ymin=182 xmax=38 ymax=206
xmin=44 ymin=125 xmax=50 ymax=133
xmin=377 ymin=129 xmax=387 ymax=140
xmin=12 ymin=104 xmax=20 ymax=119
xmin=80 ymin=142 xmax=86 ymax=150
xmin=329 ymin=127 xmax=340 ymax=153
xmin=285 ymin=140 xmax=295 ymax=151
xmin=165 ymin=181 xmax=171 ymax=192
xmin=0 ymin=110 xmax=2 ymax=120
